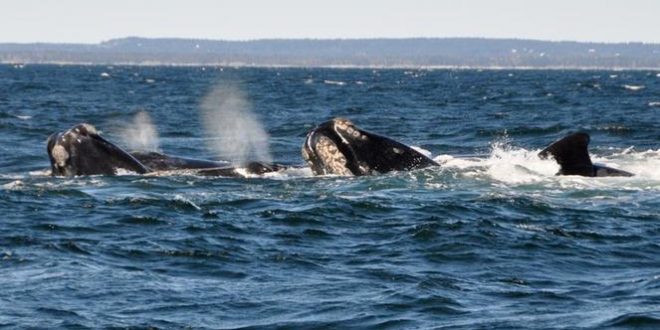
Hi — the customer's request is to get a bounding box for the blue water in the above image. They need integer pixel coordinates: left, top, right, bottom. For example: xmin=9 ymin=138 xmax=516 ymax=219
xmin=1 ymin=65 xmax=660 ymax=329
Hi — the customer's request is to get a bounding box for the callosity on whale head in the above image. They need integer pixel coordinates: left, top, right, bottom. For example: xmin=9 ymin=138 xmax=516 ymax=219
xmin=538 ymin=132 xmax=634 ymax=177
xmin=47 ymin=123 xmax=149 ymax=176
xmin=302 ymin=117 xmax=438 ymax=176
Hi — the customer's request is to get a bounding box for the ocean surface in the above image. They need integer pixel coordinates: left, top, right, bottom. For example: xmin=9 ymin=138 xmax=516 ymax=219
xmin=1 ymin=64 xmax=659 ymax=329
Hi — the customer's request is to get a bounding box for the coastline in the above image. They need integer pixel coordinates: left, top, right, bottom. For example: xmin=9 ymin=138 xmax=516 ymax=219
xmin=2 ymin=61 xmax=659 ymax=71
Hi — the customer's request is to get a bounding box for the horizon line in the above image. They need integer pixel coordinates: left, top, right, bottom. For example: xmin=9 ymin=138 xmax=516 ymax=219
xmin=2 ymin=36 xmax=659 ymax=46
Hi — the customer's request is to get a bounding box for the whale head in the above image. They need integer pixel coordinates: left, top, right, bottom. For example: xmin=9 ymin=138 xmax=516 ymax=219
xmin=47 ymin=123 xmax=149 ymax=176
xmin=302 ymin=118 xmax=437 ymax=176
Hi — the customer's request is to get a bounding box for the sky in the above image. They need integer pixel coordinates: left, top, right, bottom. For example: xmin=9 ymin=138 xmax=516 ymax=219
xmin=1 ymin=0 xmax=660 ymax=44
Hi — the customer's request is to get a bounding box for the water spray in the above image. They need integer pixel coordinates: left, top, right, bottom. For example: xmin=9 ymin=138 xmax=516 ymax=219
xmin=200 ymin=83 xmax=272 ymax=166
xmin=119 ymin=111 xmax=160 ymax=152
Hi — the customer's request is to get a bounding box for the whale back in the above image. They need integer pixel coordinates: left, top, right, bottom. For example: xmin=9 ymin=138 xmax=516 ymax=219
xmin=131 ymin=151 xmax=228 ymax=171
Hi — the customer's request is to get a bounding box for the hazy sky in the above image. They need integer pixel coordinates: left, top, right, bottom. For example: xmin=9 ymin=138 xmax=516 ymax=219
xmin=2 ymin=0 xmax=659 ymax=43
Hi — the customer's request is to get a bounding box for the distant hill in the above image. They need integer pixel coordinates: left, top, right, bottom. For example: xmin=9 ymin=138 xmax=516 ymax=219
xmin=1 ymin=37 xmax=660 ymax=69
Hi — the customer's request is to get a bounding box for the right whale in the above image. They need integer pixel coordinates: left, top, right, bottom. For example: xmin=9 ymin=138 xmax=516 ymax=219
xmin=46 ymin=123 xmax=284 ymax=177
xmin=538 ymin=132 xmax=633 ymax=177
xmin=302 ymin=117 xmax=438 ymax=176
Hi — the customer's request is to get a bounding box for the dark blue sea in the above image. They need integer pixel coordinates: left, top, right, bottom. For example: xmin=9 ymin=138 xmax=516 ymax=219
xmin=1 ymin=64 xmax=659 ymax=329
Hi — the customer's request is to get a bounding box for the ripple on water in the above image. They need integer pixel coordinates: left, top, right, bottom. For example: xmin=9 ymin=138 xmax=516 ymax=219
xmin=1 ymin=67 xmax=659 ymax=328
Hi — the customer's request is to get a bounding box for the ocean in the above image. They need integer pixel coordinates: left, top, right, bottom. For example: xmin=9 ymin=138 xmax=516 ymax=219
xmin=1 ymin=64 xmax=659 ymax=329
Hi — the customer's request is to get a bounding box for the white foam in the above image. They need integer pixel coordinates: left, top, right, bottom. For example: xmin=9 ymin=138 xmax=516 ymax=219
xmin=483 ymin=145 xmax=558 ymax=184
xmin=431 ymin=142 xmax=660 ymax=190
xmin=262 ymin=166 xmax=313 ymax=179
xmin=232 ymin=168 xmax=251 ymax=178
xmin=100 ymin=72 xmax=110 ymax=78
xmin=600 ymin=148 xmax=660 ymax=180
xmin=225 ymin=166 xmax=313 ymax=179
xmin=434 ymin=154 xmax=483 ymax=169
xmin=32 ymin=177 xmax=106 ymax=189
xmin=649 ymin=101 xmax=660 ymax=107
xmin=173 ymin=194 xmax=201 ymax=210
xmin=623 ymin=84 xmax=645 ymax=91
xmin=323 ymin=80 xmax=346 ymax=86
xmin=28 ymin=169 xmax=51 ymax=177
xmin=115 ymin=168 xmax=142 ymax=176
xmin=2 ymin=180 xmax=24 ymax=190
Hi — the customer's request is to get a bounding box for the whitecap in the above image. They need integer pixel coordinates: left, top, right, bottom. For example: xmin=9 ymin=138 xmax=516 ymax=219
xmin=323 ymin=80 xmax=346 ymax=86
xmin=172 ymin=194 xmax=201 ymax=210
xmin=433 ymin=154 xmax=483 ymax=169
xmin=100 ymin=72 xmax=110 ymax=78
xmin=262 ymin=166 xmax=313 ymax=179
xmin=2 ymin=180 xmax=24 ymax=190
xmin=28 ymin=169 xmax=51 ymax=177
xmin=623 ymin=84 xmax=645 ymax=91
xmin=115 ymin=168 xmax=141 ymax=176
xmin=648 ymin=101 xmax=660 ymax=107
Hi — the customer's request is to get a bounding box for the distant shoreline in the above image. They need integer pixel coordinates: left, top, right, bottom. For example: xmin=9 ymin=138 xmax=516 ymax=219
xmin=2 ymin=37 xmax=659 ymax=69
xmin=2 ymin=61 xmax=659 ymax=71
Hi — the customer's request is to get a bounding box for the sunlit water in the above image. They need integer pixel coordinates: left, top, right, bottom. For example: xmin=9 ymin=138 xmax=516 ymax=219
xmin=1 ymin=65 xmax=659 ymax=328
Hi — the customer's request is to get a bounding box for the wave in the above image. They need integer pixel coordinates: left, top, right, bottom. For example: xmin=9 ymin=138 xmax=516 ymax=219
xmin=323 ymin=80 xmax=346 ymax=86
xmin=0 ymin=112 xmax=33 ymax=120
xmin=623 ymin=84 xmax=645 ymax=91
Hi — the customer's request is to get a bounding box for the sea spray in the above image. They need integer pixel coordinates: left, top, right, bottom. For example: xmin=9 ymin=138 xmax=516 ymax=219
xmin=119 ymin=111 xmax=160 ymax=151
xmin=200 ymin=83 xmax=272 ymax=165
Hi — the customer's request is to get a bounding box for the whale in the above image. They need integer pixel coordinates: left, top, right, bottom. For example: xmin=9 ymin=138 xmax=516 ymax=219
xmin=47 ymin=124 xmax=149 ymax=176
xmin=538 ymin=132 xmax=633 ymax=177
xmin=46 ymin=123 xmax=284 ymax=177
xmin=302 ymin=117 xmax=438 ymax=176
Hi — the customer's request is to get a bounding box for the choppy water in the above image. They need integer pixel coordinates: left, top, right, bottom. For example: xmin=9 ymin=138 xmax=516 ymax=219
xmin=1 ymin=65 xmax=659 ymax=329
